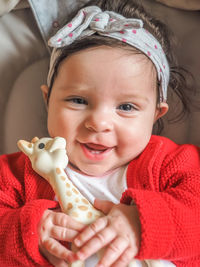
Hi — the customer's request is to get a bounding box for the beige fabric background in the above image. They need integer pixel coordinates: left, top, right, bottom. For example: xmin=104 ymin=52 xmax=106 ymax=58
xmin=0 ymin=0 xmax=199 ymax=154
xmin=142 ymin=0 xmax=200 ymax=145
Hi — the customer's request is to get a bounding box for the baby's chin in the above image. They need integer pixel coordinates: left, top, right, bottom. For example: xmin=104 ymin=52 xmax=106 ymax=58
xmin=68 ymin=161 xmax=116 ymax=177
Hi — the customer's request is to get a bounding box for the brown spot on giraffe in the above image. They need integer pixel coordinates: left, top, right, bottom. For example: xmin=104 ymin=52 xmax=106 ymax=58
xmin=56 ymin=168 xmax=61 ymax=174
xmin=87 ymin=212 xmax=93 ymax=219
xmin=78 ymin=206 xmax=88 ymax=211
xmin=66 ymin=191 xmax=72 ymax=197
xmin=72 ymin=188 xmax=79 ymax=195
xmin=82 ymin=198 xmax=89 ymax=205
xmin=67 ymin=203 xmax=73 ymax=210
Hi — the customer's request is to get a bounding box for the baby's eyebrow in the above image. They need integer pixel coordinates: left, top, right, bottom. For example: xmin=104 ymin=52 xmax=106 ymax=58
xmin=58 ymin=84 xmax=92 ymax=92
xmin=118 ymin=93 xmax=149 ymax=102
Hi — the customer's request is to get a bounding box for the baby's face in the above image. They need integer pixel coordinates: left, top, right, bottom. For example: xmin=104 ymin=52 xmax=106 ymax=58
xmin=46 ymin=46 xmax=164 ymax=176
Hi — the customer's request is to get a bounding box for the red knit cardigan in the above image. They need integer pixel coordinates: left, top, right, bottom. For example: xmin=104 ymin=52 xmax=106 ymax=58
xmin=0 ymin=135 xmax=200 ymax=267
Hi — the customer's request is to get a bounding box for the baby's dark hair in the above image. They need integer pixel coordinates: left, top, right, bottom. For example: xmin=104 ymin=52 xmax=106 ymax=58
xmin=48 ymin=0 xmax=195 ymax=134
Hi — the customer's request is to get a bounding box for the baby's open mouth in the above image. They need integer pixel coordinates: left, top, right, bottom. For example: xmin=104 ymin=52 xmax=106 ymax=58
xmin=80 ymin=142 xmax=112 ymax=160
xmin=84 ymin=143 xmax=108 ymax=154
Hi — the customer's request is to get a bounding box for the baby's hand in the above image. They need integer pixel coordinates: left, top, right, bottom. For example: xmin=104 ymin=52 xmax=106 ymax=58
xmin=70 ymin=199 xmax=141 ymax=267
xmin=38 ymin=208 xmax=85 ymax=266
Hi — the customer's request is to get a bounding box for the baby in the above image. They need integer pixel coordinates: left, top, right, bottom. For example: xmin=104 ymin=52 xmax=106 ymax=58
xmin=0 ymin=0 xmax=200 ymax=267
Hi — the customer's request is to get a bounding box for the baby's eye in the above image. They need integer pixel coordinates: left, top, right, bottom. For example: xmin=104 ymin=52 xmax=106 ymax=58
xmin=66 ymin=97 xmax=88 ymax=105
xmin=118 ymin=103 xmax=137 ymax=112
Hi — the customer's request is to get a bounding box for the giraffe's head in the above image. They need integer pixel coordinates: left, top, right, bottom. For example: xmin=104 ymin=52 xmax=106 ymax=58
xmin=17 ymin=137 xmax=68 ymax=178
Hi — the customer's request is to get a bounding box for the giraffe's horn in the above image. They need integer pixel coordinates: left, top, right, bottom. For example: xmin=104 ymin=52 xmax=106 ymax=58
xmin=31 ymin=137 xmax=39 ymax=143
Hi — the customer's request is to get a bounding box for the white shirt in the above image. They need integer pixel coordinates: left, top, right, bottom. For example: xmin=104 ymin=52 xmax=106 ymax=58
xmin=60 ymin=166 xmax=175 ymax=267
xmin=65 ymin=165 xmax=128 ymax=205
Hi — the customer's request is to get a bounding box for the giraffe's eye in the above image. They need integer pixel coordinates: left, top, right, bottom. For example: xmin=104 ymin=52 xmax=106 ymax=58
xmin=38 ymin=143 xmax=45 ymax=149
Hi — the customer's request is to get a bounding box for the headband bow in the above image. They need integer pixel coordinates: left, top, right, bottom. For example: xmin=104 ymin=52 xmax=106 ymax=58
xmin=48 ymin=6 xmax=170 ymax=101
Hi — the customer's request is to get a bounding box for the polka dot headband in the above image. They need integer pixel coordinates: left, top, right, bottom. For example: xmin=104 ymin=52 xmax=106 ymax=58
xmin=48 ymin=6 xmax=170 ymax=101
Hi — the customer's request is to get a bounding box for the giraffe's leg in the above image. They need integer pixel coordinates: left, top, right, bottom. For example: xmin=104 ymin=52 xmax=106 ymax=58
xmin=130 ymin=259 xmax=168 ymax=267
xmin=97 ymin=249 xmax=149 ymax=267
xmin=128 ymin=259 xmax=149 ymax=267
xmin=69 ymin=243 xmax=85 ymax=267
xmin=143 ymin=259 xmax=173 ymax=267
xmin=70 ymin=259 xmax=84 ymax=267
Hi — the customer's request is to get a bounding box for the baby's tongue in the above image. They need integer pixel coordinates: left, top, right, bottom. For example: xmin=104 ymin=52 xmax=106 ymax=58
xmin=85 ymin=143 xmax=107 ymax=151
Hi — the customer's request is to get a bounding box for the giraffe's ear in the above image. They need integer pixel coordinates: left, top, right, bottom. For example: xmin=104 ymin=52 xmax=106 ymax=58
xmin=17 ymin=140 xmax=34 ymax=157
xmin=49 ymin=137 xmax=66 ymax=152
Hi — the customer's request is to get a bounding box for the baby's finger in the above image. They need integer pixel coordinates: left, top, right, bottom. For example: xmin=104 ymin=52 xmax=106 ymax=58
xmin=50 ymin=225 xmax=79 ymax=242
xmin=40 ymin=247 xmax=69 ymax=267
xmin=42 ymin=237 xmax=74 ymax=260
xmin=111 ymin=247 xmax=137 ymax=267
xmin=74 ymin=216 xmax=108 ymax=247
xmin=96 ymin=236 xmax=129 ymax=267
xmin=112 ymin=247 xmax=135 ymax=267
xmin=94 ymin=199 xmax=114 ymax=214
xmin=53 ymin=212 xmax=85 ymax=231
xmin=75 ymin=226 xmax=116 ymax=261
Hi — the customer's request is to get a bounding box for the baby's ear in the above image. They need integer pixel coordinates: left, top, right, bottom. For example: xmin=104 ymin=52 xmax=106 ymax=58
xmin=40 ymin=85 xmax=49 ymax=108
xmin=154 ymin=102 xmax=169 ymax=122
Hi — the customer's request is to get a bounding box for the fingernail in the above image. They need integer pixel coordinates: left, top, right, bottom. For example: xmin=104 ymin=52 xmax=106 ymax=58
xmin=74 ymin=238 xmax=81 ymax=247
xmin=76 ymin=251 xmax=85 ymax=260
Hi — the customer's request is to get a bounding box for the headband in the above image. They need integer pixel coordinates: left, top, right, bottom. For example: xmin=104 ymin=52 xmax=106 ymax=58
xmin=47 ymin=6 xmax=170 ymax=101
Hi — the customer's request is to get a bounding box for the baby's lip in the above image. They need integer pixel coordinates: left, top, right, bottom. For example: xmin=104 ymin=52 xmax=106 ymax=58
xmin=80 ymin=142 xmax=113 ymax=160
xmin=84 ymin=143 xmax=109 ymax=151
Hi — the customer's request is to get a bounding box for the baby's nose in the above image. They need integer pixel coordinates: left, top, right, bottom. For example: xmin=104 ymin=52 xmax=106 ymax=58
xmin=84 ymin=109 xmax=114 ymax=133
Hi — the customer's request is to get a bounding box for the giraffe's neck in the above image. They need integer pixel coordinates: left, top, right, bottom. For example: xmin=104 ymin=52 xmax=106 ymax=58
xmin=49 ymin=166 xmax=102 ymax=224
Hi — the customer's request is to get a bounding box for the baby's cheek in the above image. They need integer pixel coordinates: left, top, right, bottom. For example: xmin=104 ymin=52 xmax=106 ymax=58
xmin=117 ymin=138 xmax=147 ymax=161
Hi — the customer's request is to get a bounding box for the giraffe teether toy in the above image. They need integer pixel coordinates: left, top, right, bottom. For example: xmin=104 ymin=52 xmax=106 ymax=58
xmin=18 ymin=136 xmax=102 ymax=267
xmin=17 ymin=136 xmax=169 ymax=267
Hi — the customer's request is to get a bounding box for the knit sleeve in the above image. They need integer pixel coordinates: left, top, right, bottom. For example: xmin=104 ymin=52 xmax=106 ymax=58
xmin=0 ymin=152 xmax=58 ymax=267
xmin=121 ymin=139 xmax=200 ymax=264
